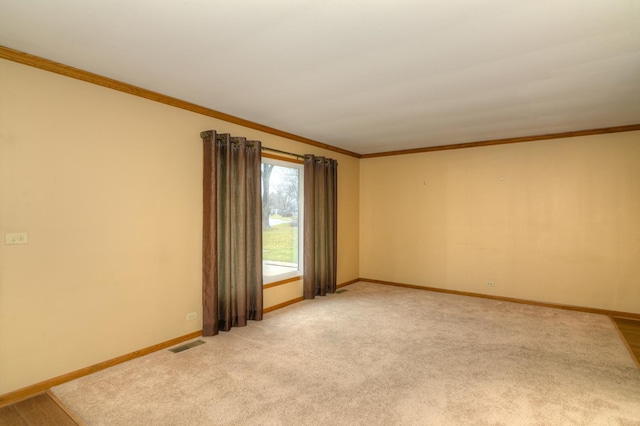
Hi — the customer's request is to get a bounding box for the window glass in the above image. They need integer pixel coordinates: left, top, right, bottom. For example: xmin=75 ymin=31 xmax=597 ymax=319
xmin=261 ymin=158 xmax=303 ymax=283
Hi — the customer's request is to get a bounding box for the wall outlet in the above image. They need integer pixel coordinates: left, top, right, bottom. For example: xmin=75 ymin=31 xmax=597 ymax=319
xmin=186 ymin=312 xmax=197 ymax=321
xmin=5 ymin=232 xmax=29 ymax=245
xmin=486 ymin=281 xmax=495 ymax=287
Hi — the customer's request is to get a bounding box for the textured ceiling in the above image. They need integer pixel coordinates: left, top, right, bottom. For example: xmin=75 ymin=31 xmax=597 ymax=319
xmin=1 ymin=0 xmax=639 ymax=155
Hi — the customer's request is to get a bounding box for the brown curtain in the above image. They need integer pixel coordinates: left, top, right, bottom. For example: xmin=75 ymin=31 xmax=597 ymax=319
xmin=201 ymin=130 xmax=263 ymax=336
xmin=303 ymin=155 xmax=338 ymax=299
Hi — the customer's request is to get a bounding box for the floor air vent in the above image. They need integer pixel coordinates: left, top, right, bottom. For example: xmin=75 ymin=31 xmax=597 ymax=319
xmin=169 ymin=340 xmax=205 ymax=353
xmin=335 ymin=289 xmax=348 ymax=294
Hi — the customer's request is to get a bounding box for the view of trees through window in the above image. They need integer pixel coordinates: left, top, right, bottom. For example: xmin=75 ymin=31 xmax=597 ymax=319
xmin=261 ymin=160 xmax=303 ymax=280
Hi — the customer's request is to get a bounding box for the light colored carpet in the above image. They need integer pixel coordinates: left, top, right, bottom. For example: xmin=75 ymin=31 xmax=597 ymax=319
xmin=53 ymin=282 xmax=640 ymax=425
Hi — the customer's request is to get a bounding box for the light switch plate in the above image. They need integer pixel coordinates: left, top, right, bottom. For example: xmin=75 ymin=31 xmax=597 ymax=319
xmin=5 ymin=233 xmax=29 ymax=245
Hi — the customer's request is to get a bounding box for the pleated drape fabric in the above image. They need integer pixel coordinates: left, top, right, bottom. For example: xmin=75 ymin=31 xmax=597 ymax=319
xmin=303 ymin=155 xmax=338 ymax=299
xmin=201 ymin=130 xmax=263 ymax=336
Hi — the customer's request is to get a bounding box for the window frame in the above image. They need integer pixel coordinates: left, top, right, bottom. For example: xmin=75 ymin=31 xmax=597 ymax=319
xmin=261 ymin=155 xmax=304 ymax=285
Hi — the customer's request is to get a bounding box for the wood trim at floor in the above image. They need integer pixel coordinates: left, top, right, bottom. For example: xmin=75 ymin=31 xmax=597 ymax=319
xmin=337 ymin=278 xmax=360 ymax=288
xmin=0 ymin=330 xmax=202 ymax=407
xmin=263 ymin=278 xmax=359 ymax=312
xmin=263 ymin=297 xmax=305 ymax=313
xmin=359 ymin=278 xmax=640 ymax=319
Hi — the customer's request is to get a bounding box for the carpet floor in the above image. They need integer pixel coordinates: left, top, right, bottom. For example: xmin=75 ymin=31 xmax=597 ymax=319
xmin=52 ymin=282 xmax=640 ymax=425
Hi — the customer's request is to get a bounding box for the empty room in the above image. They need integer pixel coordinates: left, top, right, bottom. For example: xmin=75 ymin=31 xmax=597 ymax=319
xmin=1 ymin=0 xmax=639 ymax=424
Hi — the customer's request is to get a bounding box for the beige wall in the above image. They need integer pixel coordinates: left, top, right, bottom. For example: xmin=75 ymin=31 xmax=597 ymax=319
xmin=3 ymin=52 xmax=638 ymax=397
xmin=360 ymin=132 xmax=640 ymax=314
xmin=0 ymin=58 xmax=359 ymax=395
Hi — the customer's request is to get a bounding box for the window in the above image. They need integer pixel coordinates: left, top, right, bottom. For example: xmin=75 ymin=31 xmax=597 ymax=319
xmin=261 ymin=157 xmax=303 ymax=284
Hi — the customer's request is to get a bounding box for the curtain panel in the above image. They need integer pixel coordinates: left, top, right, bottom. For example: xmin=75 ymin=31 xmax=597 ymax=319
xmin=303 ymin=155 xmax=338 ymax=299
xmin=201 ymin=130 xmax=263 ymax=336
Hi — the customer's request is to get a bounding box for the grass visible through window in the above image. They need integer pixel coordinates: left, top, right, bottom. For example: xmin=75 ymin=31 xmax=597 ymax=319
xmin=263 ymin=221 xmax=298 ymax=263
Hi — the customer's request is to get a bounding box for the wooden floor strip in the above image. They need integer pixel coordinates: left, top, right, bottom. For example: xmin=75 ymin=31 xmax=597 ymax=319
xmin=0 ymin=392 xmax=79 ymax=426
xmin=612 ymin=317 xmax=640 ymax=370
xmin=47 ymin=391 xmax=84 ymax=426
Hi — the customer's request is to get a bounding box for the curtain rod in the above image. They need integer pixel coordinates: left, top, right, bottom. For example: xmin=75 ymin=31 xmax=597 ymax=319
xmin=202 ymin=131 xmax=305 ymax=159
xmin=262 ymin=146 xmax=305 ymax=160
